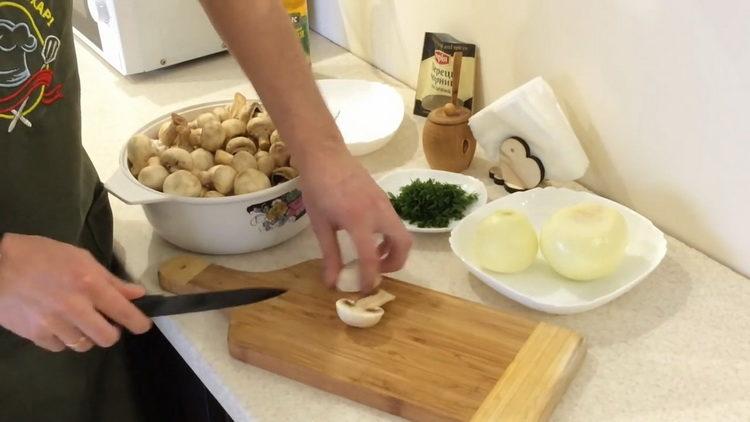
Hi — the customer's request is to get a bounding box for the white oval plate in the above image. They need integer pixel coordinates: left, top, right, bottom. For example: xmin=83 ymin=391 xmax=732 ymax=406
xmin=449 ymin=187 xmax=667 ymax=314
xmin=378 ymin=169 xmax=488 ymax=233
xmin=317 ymin=79 xmax=404 ymax=156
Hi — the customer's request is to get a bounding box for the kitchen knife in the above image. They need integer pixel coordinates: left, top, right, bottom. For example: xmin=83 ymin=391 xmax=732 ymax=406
xmin=132 ymin=288 xmax=286 ymax=317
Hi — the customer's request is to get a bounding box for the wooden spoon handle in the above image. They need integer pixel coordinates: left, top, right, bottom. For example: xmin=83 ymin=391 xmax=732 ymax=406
xmin=451 ymin=51 xmax=463 ymax=106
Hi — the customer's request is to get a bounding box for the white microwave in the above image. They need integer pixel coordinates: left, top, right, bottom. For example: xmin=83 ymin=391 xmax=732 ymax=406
xmin=72 ymin=0 xmax=226 ymax=75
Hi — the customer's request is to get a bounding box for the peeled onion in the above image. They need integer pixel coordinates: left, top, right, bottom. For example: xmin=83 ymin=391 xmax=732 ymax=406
xmin=540 ymin=203 xmax=628 ymax=280
xmin=473 ymin=210 xmax=538 ymax=273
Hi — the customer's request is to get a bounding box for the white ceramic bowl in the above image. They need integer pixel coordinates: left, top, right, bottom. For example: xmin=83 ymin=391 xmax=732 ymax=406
xmin=318 ymin=79 xmax=404 ymax=156
xmin=105 ymin=101 xmax=310 ymax=255
xmin=377 ymin=169 xmax=488 ymax=233
xmin=449 ymin=187 xmax=667 ymax=314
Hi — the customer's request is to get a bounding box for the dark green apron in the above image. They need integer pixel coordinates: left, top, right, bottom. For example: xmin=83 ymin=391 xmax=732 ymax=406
xmin=0 ymin=2 xmax=143 ymax=420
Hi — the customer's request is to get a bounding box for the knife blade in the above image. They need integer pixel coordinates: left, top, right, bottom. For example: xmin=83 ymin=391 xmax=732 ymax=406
xmin=132 ymin=288 xmax=286 ymax=317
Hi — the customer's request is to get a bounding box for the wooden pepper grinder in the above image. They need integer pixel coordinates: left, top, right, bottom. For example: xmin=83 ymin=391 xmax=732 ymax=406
xmin=422 ymin=51 xmax=477 ymax=173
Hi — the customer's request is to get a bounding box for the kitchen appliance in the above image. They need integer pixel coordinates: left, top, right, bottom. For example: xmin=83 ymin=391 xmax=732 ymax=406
xmin=72 ymin=0 xmax=225 ymax=75
xmin=133 ymin=288 xmax=286 ymax=317
xmin=159 ymin=255 xmax=586 ymax=421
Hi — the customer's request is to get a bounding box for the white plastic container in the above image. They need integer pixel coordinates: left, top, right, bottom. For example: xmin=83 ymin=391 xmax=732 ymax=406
xmin=105 ymin=101 xmax=309 ymax=255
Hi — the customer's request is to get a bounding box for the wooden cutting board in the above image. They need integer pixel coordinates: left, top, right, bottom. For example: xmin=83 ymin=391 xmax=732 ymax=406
xmin=159 ymin=256 xmax=585 ymax=421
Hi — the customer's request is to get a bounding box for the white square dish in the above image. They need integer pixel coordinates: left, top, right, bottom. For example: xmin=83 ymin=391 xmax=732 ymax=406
xmin=449 ymin=187 xmax=667 ymax=314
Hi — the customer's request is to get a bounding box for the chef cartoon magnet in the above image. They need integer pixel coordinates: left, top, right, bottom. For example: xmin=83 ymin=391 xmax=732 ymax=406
xmin=1 ymin=1 xmax=64 ymax=133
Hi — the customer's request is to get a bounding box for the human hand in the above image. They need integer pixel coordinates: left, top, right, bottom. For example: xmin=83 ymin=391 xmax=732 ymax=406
xmin=0 ymin=233 xmax=152 ymax=352
xmin=295 ymin=145 xmax=413 ymax=292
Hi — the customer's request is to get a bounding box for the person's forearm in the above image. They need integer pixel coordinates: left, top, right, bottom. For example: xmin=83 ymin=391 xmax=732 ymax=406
xmin=199 ymin=0 xmax=344 ymax=165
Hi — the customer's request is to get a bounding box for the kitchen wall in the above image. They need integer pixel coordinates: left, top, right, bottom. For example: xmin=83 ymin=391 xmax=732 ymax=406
xmin=308 ymin=0 xmax=750 ymax=277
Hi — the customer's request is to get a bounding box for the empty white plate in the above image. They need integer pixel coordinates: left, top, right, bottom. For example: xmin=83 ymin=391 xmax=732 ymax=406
xmin=317 ymin=79 xmax=404 ymax=156
xmin=449 ymin=187 xmax=667 ymax=314
xmin=378 ymin=169 xmax=488 ymax=233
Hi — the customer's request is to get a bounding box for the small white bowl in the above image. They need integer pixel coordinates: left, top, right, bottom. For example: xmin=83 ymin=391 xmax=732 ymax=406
xmin=377 ymin=169 xmax=488 ymax=233
xmin=449 ymin=187 xmax=667 ymax=314
xmin=317 ymin=79 xmax=404 ymax=156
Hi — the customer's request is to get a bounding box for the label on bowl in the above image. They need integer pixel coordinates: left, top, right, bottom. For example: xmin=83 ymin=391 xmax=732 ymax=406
xmin=246 ymin=189 xmax=306 ymax=232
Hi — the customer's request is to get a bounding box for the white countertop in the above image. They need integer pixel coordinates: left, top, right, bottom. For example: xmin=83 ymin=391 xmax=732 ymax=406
xmin=78 ymin=32 xmax=750 ymax=421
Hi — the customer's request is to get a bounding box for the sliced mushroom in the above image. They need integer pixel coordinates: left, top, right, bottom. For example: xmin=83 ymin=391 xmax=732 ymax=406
xmin=160 ymin=147 xmax=193 ymax=172
xmin=226 ymin=136 xmax=257 ymax=155
xmin=336 ymin=261 xmax=383 ymax=292
xmin=246 ymin=115 xmax=274 ymax=152
xmin=163 ymin=170 xmax=202 ymax=197
xmin=213 ymin=107 xmax=230 ymax=122
xmin=137 ymin=163 xmax=169 ymax=191
xmin=270 ymin=166 xmax=299 ymax=185
xmin=234 ymin=168 xmax=271 ymax=195
xmin=188 ymin=120 xmax=198 ymax=130
xmin=231 ymin=150 xmax=258 ymax=173
xmin=256 ymin=154 xmax=275 ymax=177
xmin=269 ymin=141 xmax=291 ymax=167
xmin=335 ymin=289 xmax=395 ymax=328
xmin=200 ymin=120 xmax=226 ymax=152
xmin=214 ymin=149 xmax=233 ymax=166
xmin=210 ymin=165 xmax=237 ymax=195
xmin=127 ymin=134 xmax=157 ymax=176
xmin=222 ymin=118 xmax=245 ymax=141
xmin=191 ymin=148 xmax=214 ymax=171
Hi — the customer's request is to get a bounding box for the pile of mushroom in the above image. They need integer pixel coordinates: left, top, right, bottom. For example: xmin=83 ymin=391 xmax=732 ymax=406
xmin=126 ymin=93 xmax=299 ymax=197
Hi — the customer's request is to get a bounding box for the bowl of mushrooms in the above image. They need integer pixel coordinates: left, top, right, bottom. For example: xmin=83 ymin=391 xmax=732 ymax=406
xmin=105 ymin=93 xmax=309 ymax=255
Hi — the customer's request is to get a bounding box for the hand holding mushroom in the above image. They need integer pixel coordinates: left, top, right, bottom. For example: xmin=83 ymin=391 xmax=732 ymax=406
xmin=125 ymin=93 xmax=299 ymax=197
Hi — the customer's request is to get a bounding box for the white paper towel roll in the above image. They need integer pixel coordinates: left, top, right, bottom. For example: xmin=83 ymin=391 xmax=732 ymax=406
xmin=468 ymin=77 xmax=589 ymax=181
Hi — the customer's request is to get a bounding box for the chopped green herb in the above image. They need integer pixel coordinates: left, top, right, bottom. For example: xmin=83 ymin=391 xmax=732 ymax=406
xmin=389 ymin=178 xmax=478 ymax=228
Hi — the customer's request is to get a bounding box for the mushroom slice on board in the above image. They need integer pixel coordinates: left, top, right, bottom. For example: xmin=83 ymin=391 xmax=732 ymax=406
xmin=336 ymin=289 xmax=395 ymax=328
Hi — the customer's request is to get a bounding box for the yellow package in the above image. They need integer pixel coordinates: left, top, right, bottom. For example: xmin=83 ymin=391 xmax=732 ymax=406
xmin=283 ymin=0 xmax=310 ymax=59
